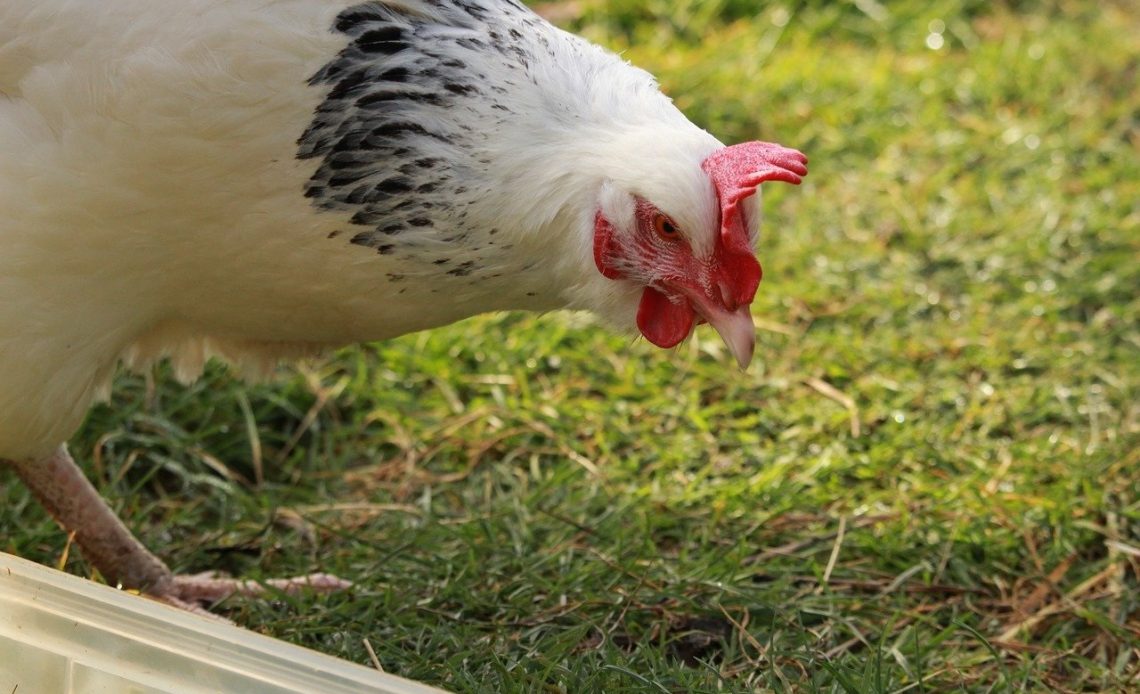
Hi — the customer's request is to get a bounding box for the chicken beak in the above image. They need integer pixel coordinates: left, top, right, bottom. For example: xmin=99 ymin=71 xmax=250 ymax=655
xmin=704 ymin=305 xmax=756 ymax=369
xmin=670 ymin=283 xmax=757 ymax=369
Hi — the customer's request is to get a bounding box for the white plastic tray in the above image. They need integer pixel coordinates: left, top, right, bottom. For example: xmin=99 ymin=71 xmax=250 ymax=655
xmin=0 ymin=552 xmax=447 ymax=693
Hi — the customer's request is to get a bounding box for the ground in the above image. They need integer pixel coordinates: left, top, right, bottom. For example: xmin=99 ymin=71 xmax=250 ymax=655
xmin=4 ymin=0 xmax=1138 ymax=691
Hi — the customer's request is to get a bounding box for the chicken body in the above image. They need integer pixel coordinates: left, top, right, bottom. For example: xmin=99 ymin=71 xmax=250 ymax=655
xmin=0 ymin=0 xmax=804 ymax=607
xmin=2 ymin=0 xmax=635 ymax=459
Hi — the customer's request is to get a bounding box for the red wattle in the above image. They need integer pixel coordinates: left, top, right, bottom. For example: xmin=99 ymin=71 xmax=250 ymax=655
xmin=636 ymin=286 xmax=695 ymax=348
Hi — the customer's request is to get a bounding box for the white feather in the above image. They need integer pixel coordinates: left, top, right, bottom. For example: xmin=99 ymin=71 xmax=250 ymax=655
xmin=0 ymin=0 xmax=723 ymax=459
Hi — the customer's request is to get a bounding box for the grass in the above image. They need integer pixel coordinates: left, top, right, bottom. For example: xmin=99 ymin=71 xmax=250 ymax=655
xmin=4 ymin=0 xmax=1138 ymax=691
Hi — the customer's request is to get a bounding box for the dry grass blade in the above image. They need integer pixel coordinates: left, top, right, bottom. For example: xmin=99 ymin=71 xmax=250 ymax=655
xmin=820 ymin=515 xmax=847 ymax=587
xmin=272 ymin=371 xmax=349 ymax=467
xmin=363 ymin=637 xmax=384 ymax=672
xmin=804 ymin=377 xmax=861 ymax=437
xmin=1005 ymin=553 xmax=1077 ymax=626
xmin=998 ymin=563 xmax=1126 ymax=643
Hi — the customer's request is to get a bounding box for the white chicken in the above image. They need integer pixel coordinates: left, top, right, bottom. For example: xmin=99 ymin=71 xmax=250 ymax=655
xmin=0 ymin=0 xmax=806 ymax=610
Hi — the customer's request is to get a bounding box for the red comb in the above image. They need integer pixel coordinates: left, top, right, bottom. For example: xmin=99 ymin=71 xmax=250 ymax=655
xmin=701 ymin=141 xmax=808 ymax=251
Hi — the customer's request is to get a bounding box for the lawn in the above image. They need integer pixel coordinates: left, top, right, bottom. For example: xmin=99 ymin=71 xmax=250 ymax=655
xmin=4 ymin=0 xmax=1137 ymax=691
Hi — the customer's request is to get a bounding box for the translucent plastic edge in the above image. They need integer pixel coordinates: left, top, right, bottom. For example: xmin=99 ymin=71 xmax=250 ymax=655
xmin=0 ymin=552 xmax=446 ymax=694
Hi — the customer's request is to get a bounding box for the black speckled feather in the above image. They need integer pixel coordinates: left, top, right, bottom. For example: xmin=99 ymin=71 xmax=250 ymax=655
xmin=297 ymin=0 xmax=553 ymax=271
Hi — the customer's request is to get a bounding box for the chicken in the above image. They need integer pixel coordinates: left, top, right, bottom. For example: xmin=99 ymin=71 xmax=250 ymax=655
xmin=0 ymin=0 xmax=806 ymax=611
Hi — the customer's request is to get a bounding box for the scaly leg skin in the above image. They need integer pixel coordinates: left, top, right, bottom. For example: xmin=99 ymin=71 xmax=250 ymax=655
xmin=6 ymin=445 xmax=351 ymax=618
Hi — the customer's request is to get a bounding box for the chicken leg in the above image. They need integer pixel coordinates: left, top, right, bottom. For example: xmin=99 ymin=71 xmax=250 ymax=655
xmin=6 ymin=446 xmax=350 ymax=615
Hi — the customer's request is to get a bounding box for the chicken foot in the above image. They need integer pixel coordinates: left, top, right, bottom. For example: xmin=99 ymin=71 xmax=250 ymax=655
xmin=7 ymin=445 xmax=350 ymax=616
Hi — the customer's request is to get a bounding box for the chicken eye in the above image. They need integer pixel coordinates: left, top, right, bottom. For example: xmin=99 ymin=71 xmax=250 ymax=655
xmin=653 ymin=213 xmax=679 ymax=239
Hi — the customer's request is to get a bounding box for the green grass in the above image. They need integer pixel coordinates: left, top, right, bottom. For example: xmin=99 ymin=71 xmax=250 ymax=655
xmin=5 ymin=0 xmax=1138 ymax=691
